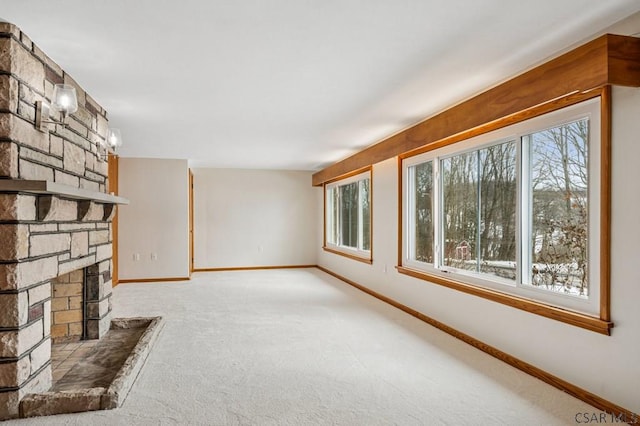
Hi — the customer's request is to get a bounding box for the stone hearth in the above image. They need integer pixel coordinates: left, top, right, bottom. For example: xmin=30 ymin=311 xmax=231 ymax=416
xmin=20 ymin=317 xmax=164 ymax=418
xmin=0 ymin=22 xmax=127 ymax=419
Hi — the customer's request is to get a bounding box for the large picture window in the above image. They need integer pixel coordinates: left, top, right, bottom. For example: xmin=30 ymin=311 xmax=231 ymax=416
xmin=401 ymin=98 xmax=603 ymax=320
xmin=325 ymin=170 xmax=372 ymax=262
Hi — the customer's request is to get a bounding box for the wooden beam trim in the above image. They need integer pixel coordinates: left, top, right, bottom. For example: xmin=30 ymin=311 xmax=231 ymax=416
xmin=324 ymin=165 xmax=372 ymax=186
xmin=606 ymin=34 xmax=640 ymax=86
xmin=107 ymin=154 xmax=119 ymax=287
xmin=398 ymin=89 xmax=604 ymax=160
xmin=313 ymin=34 xmax=640 ymax=186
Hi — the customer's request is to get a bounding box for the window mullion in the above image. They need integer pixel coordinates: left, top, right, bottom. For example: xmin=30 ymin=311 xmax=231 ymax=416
xmin=327 ymin=188 xmax=332 ymax=245
xmin=476 ymin=150 xmax=481 ymax=274
xmin=433 ymin=159 xmax=441 ymax=269
xmin=358 ymin=181 xmax=364 ymax=251
xmin=519 ymin=135 xmax=531 ymax=286
xmin=337 ymin=186 xmax=342 ymax=247
xmin=406 ymin=166 xmax=414 ymax=262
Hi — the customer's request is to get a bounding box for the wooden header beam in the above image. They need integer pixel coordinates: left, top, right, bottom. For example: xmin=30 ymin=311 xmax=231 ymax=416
xmin=312 ymin=34 xmax=640 ymax=186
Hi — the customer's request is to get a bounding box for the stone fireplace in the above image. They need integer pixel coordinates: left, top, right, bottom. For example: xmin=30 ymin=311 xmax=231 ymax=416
xmin=0 ymin=22 xmax=126 ymax=419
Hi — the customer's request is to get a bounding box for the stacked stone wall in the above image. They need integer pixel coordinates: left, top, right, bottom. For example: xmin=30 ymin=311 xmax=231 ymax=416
xmin=0 ymin=23 xmax=109 ymax=187
xmin=0 ymin=22 xmax=115 ymax=419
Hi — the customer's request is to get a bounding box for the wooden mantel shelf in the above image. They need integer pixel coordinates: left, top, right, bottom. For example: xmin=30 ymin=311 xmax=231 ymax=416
xmin=0 ymin=180 xmax=129 ymax=205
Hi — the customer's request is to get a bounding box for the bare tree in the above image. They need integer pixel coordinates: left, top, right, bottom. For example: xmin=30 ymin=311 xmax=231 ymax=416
xmin=442 ymin=151 xmax=478 ymax=272
xmin=441 ymin=141 xmax=517 ymax=279
xmin=414 ymin=161 xmax=433 ymax=262
xmin=530 ymin=119 xmax=589 ymax=295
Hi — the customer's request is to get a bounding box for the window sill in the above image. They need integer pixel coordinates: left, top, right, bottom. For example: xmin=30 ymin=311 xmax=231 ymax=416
xmin=396 ymin=266 xmax=613 ymax=335
xmin=323 ymin=246 xmax=372 ymax=264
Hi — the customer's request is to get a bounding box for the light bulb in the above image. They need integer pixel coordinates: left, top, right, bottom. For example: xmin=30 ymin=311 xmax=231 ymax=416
xmin=59 ymin=95 xmax=71 ymax=108
xmin=51 ymin=84 xmax=78 ymax=116
xmin=106 ymin=128 xmax=123 ymax=150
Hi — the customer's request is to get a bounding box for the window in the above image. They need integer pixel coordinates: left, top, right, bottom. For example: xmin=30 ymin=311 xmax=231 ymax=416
xmin=401 ymin=98 xmax=603 ymax=320
xmin=325 ymin=170 xmax=372 ymax=262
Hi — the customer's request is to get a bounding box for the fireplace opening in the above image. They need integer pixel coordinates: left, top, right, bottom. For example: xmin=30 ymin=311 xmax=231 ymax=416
xmin=51 ymin=270 xmax=85 ymax=344
xmin=50 ymin=264 xmax=113 ymax=346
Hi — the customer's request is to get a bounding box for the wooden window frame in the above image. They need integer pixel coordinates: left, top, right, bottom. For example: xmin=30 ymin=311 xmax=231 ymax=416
xmin=323 ymin=167 xmax=373 ymax=264
xmin=108 ymin=154 xmax=119 ymax=287
xmin=397 ymin=88 xmax=612 ymax=335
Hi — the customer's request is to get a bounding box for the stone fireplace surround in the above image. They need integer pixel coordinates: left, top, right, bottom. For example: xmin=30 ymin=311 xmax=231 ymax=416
xmin=0 ymin=22 xmax=127 ymax=419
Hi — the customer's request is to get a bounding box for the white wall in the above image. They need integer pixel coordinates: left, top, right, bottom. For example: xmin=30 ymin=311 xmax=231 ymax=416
xmin=114 ymin=13 xmax=640 ymax=413
xmin=118 ymin=158 xmax=190 ymax=279
xmin=317 ymin=85 xmax=640 ymax=413
xmin=193 ymin=168 xmax=318 ymax=269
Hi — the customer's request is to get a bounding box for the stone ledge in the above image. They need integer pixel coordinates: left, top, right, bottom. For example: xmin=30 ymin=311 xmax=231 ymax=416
xmin=19 ymin=387 xmax=105 ymax=417
xmin=19 ymin=316 xmax=164 ymax=419
xmin=104 ymin=317 xmax=164 ymax=408
xmin=0 ymin=180 xmax=128 ymax=205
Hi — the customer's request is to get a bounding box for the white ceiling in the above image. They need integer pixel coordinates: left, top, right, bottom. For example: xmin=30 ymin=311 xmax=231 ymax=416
xmin=2 ymin=1 xmax=640 ymax=171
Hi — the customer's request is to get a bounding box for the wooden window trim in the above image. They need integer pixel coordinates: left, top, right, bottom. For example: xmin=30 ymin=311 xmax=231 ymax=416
xmin=397 ymin=88 xmax=612 ymax=335
xmin=108 ymin=154 xmax=119 ymax=287
xmin=396 ymin=266 xmax=612 ymax=335
xmin=323 ymin=167 xmax=373 ymax=264
xmin=189 ymin=169 xmax=194 ymax=275
xmin=322 ymin=246 xmax=373 ymax=264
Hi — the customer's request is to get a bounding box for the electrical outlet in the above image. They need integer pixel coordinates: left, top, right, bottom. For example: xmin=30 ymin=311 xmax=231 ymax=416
xmin=133 ymin=253 xmax=140 ymax=261
xmin=151 ymin=253 xmax=158 ymax=261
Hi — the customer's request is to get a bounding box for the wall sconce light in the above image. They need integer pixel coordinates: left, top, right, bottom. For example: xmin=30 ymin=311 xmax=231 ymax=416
xmin=34 ymin=84 xmax=124 ymax=162
xmin=97 ymin=128 xmax=123 ymax=162
xmin=35 ymin=84 xmax=78 ymax=131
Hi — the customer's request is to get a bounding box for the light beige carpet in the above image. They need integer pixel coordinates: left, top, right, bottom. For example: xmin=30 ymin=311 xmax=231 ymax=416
xmin=7 ymin=268 xmax=598 ymax=425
